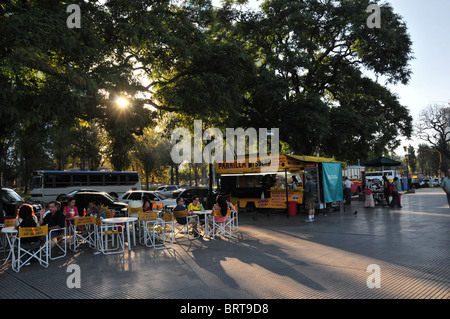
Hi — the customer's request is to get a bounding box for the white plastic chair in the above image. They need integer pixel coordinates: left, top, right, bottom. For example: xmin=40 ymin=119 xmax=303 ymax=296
xmin=14 ymin=225 xmax=49 ymax=272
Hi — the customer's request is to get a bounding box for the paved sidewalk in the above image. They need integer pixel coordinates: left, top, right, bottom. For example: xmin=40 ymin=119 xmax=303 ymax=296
xmin=1 ymin=188 xmax=449 ymax=300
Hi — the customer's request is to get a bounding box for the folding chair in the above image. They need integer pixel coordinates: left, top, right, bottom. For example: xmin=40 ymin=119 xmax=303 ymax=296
xmin=173 ymin=210 xmax=200 ymax=239
xmin=138 ymin=212 xmax=158 ymax=245
xmin=13 ymin=225 xmax=49 ymax=272
xmin=231 ymin=209 xmax=239 ymax=233
xmin=3 ymin=219 xmax=15 ymax=228
xmin=128 ymin=206 xmax=142 ymax=218
xmin=70 ymin=216 xmax=97 ymax=251
xmin=49 ymin=227 xmax=67 ymax=260
xmin=149 ymin=213 xmax=174 ymax=250
xmin=96 ymin=218 xmax=124 ymax=255
xmin=102 ymin=206 xmax=115 ymax=218
xmin=210 ymin=209 xmax=232 ymax=239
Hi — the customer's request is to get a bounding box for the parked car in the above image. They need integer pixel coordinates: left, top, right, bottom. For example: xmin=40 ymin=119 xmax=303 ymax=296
xmin=432 ymin=178 xmax=442 ymax=187
xmin=420 ymin=178 xmax=431 ymax=188
xmin=155 ymin=185 xmax=180 ymax=198
xmin=1 ymin=187 xmax=42 ymax=222
xmin=60 ymin=191 xmax=128 ymax=216
xmin=171 ymin=186 xmax=189 ymax=198
xmin=410 ymin=178 xmax=422 ymax=188
xmin=173 ymin=187 xmax=217 ymax=209
xmin=118 ymin=190 xmax=176 ymax=207
xmin=56 ymin=189 xmax=101 ymax=202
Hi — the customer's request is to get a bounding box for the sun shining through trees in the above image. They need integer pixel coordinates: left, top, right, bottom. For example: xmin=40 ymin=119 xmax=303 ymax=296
xmin=115 ymin=96 xmax=130 ymax=109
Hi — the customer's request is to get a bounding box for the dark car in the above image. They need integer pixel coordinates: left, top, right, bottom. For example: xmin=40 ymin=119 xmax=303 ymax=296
xmin=173 ymin=187 xmax=217 ymax=209
xmin=56 ymin=189 xmax=103 ymax=202
xmin=60 ymin=191 xmax=128 ymax=216
xmin=1 ymin=187 xmax=42 ymax=222
xmin=410 ymin=178 xmax=422 ymax=189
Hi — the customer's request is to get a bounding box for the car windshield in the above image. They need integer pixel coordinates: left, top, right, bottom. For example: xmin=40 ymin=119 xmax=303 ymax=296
xmin=1 ymin=189 xmax=23 ymax=202
xmin=156 ymin=186 xmax=165 ymax=191
xmin=154 ymin=192 xmax=167 ymax=200
xmin=102 ymin=193 xmax=116 ymax=201
xmin=67 ymin=190 xmax=78 ymax=197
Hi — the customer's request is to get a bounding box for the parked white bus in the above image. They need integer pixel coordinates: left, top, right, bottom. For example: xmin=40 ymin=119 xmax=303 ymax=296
xmin=365 ymin=170 xmax=397 ymax=182
xmin=30 ymin=170 xmax=141 ymax=204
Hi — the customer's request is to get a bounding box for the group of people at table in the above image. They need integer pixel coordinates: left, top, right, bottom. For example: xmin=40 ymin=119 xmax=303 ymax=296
xmin=14 ymin=197 xmax=108 ymax=233
xmin=5 ymin=198 xmax=112 ymax=265
xmin=172 ymin=194 xmax=236 ymax=236
xmin=5 ymin=193 xmax=236 ymax=264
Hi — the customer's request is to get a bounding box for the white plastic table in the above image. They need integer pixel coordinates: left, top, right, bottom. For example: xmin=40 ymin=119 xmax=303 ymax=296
xmin=102 ymin=217 xmax=138 ymax=251
xmin=1 ymin=227 xmax=17 ymax=266
xmin=193 ymin=210 xmax=212 ymax=237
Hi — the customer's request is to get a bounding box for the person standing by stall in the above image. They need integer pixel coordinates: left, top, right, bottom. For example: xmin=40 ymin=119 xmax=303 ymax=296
xmin=382 ymin=175 xmax=391 ymax=206
xmin=303 ymin=175 xmax=316 ymax=223
xmin=343 ymin=176 xmax=353 ymax=205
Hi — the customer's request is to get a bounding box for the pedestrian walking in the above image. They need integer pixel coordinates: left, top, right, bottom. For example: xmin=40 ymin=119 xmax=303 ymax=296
xmin=390 ymin=177 xmax=402 ymax=208
xmin=441 ymin=169 xmax=450 ymax=208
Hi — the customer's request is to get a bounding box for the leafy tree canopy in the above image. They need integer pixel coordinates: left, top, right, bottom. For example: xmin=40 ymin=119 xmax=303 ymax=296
xmin=1 ymin=0 xmax=414 ymax=171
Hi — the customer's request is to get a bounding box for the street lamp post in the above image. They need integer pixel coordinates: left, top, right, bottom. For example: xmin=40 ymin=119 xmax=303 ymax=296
xmin=404 ymin=146 xmax=409 ymax=190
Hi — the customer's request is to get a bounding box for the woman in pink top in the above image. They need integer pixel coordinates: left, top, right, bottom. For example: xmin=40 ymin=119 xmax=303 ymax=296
xmin=212 ymin=195 xmax=229 ymax=222
xmin=63 ymin=197 xmax=78 ymax=221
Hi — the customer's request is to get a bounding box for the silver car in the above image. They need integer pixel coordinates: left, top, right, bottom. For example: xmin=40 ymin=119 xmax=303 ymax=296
xmin=155 ymin=185 xmax=180 ymax=198
xmin=118 ymin=190 xmax=176 ymax=207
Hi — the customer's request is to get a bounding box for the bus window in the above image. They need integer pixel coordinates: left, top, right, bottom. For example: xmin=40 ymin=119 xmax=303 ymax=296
xmin=105 ymin=174 xmax=118 ymax=185
xmin=127 ymin=174 xmax=139 ymax=185
xmin=44 ymin=174 xmax=56 ymax=188
xmin=32 ymin=176 xmax=42 ymax=189
xmin=55 ymin=174 xmax=70 ymax=188
xmin=89 ymin=174 xmax=103 ymax=186
xmin=119 ymin=174 xmax=127 ymax=185
xmin=73 ymin=174 xmax=87 ymax=186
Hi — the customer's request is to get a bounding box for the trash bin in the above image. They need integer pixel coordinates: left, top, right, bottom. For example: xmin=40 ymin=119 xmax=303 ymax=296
xmin=288 ymin=201 xmax=297 ymax=217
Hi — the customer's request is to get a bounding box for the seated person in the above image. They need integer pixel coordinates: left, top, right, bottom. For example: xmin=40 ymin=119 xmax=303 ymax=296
xmin=188 ymin=196 xmax=204 ymax=223
xmin=212 ymin=195 xmax=229 ymax=222
xmin=88 ymin=201 xmax=106 ymax=219
xmin=15 ymin=204 xmax=40 ymax=266
xmin=142 ymin=195 xmax=152 ymax=212
xmin=187 ymin=196 xmax=203 ymax=212
xmin=63 ymin=197 xmax=78 ymax=218
xmin=15 ymin=203 xmax=39 ymax=229
xmin=225 ymin=197 xmax=236 ymax=211
xmin=174 ymin=197 xmax=198 ymax=233
xmin=39 ymin=201 xmax=66 ymax=237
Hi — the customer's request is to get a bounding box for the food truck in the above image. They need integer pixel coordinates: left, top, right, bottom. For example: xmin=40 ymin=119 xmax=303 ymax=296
xmin=216 ymin=155 xmax=343 ymax=214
